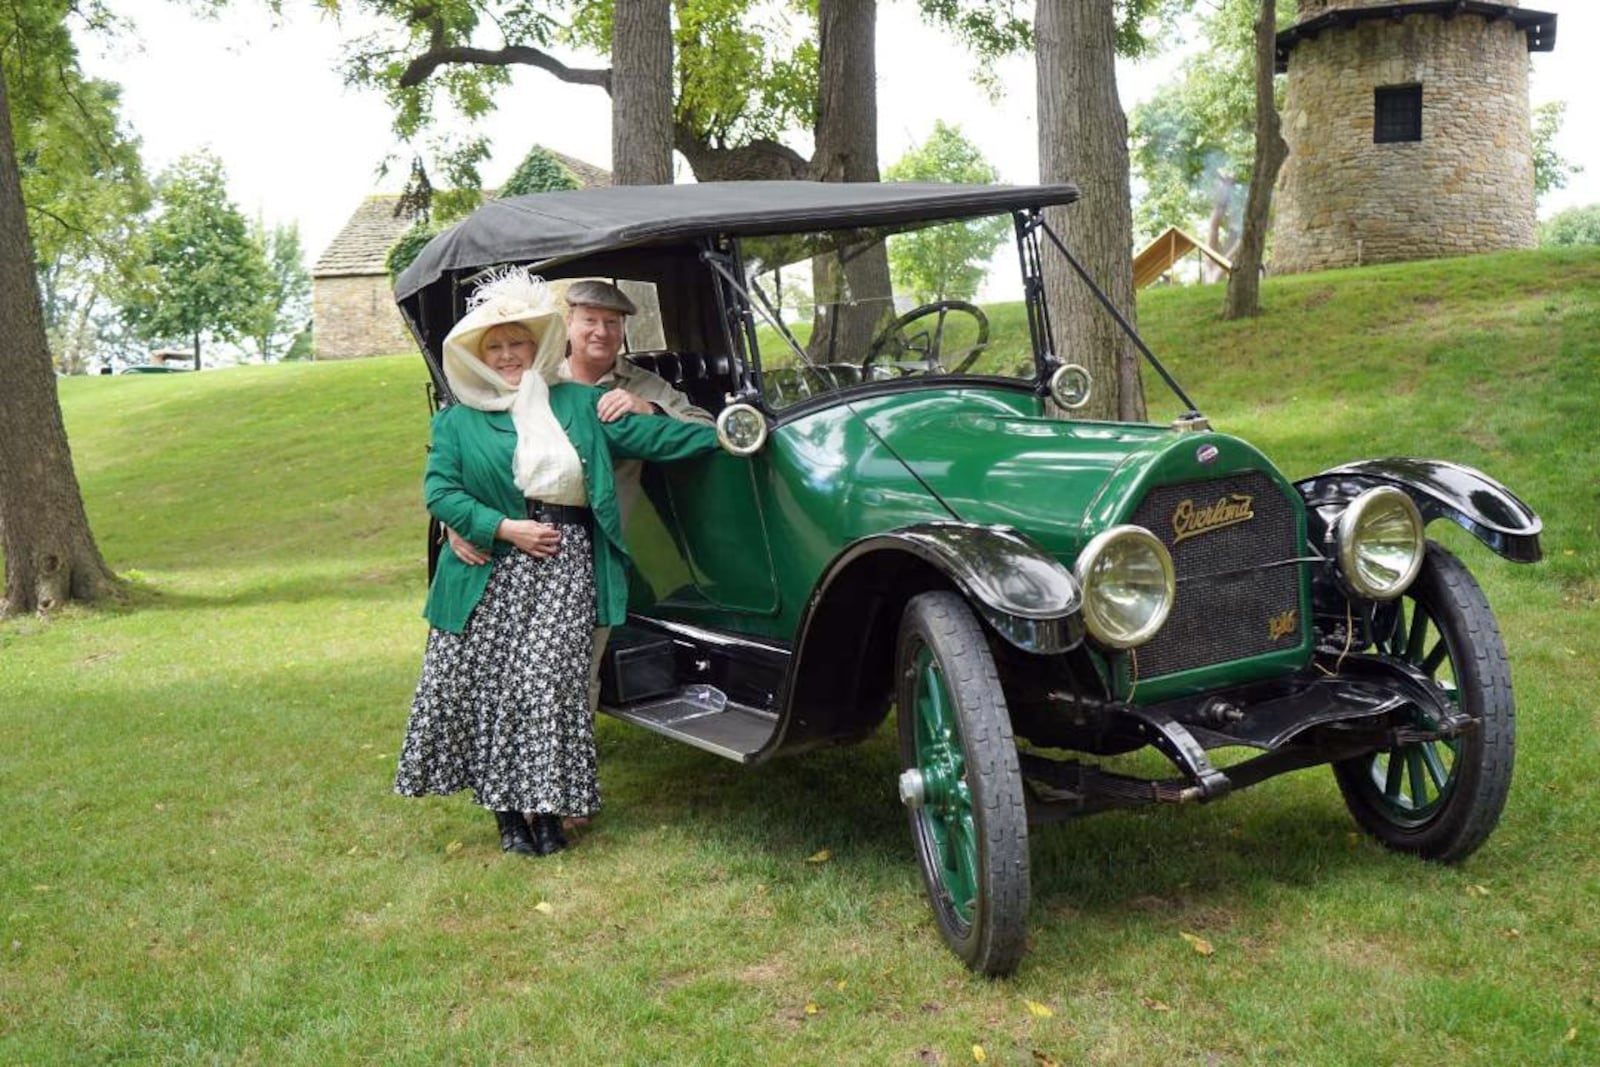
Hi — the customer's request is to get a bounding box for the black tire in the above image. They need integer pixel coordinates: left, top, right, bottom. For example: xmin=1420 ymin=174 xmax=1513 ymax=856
xmin=896 ymin=591 xmax=1030 ymax=976
xmin=1333 ymin=543 xmax=1515 ymax=862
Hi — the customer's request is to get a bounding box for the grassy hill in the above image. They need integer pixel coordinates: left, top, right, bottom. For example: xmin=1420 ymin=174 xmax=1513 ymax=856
xmin=4 ymin=248 xmax=1598 ymax=1063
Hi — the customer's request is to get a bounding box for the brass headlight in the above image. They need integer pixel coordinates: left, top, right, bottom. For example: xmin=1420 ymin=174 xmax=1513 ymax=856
xmin=1335 ymin=487 xmax=1425 ymax=600
xmin=1073 ymin=525 xmax=1175 ymax=649
xmin=715 ymin=403 xmax=768 ymax=456
xmin=1048 ymin=364 xmax=1092 ymax=410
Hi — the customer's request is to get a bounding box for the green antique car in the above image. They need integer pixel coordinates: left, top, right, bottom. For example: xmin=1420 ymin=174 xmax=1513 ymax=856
xmin=396 ymin=182 xmax=1541 ymax=975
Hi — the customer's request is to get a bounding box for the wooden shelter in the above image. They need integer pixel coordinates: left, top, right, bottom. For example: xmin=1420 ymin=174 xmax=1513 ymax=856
xmin=1133 ymin=227 xmax=1234 ymax=289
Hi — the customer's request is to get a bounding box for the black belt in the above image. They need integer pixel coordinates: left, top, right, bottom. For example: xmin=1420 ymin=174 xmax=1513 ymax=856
xmin=526 ymin=499 xmax=593 ymax=527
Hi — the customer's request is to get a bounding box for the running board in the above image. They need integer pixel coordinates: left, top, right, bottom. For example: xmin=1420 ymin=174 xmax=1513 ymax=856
xmin=603 ymin=691 xmax=779 ymax=763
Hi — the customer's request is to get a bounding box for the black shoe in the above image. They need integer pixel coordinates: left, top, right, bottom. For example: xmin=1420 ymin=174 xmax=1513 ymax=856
xmin=494 ymin=810 xmax=538 ymax=856
xmin=530 ymin=813 xmax=567 ymax=856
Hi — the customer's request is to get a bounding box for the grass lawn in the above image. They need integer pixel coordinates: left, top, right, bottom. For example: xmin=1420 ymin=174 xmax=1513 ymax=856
xmin=3 ymin=248 xmax=1598 ymax=1064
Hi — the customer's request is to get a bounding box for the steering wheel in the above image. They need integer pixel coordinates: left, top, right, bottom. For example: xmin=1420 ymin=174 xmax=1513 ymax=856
xmin=863 ymin=300 xmax=991 ymax=376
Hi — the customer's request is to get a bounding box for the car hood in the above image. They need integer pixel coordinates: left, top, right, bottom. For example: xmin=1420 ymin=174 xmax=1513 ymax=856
xmin=855 ymin=390 xmax=1256 ymax=557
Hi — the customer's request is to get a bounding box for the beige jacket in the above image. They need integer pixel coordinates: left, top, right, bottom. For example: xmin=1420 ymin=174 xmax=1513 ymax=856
xmin=558 ymin=357 xmax=715 ymax=520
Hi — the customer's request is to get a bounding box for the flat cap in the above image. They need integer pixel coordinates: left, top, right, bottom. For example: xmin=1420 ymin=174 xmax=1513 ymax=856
xmin=563 ymin=279 xmax=637 ymax=316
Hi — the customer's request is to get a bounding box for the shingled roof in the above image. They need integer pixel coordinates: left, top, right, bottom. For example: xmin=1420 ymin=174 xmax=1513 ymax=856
xmin=313 ymin=149 xmax=612 ymax=280
xmin=312 ymin=196 xmax=417 ymax=278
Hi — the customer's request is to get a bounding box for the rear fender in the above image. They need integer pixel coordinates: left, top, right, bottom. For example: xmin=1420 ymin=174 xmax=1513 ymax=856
xmin=1294 ymin=458 xmax=1542 ymax=563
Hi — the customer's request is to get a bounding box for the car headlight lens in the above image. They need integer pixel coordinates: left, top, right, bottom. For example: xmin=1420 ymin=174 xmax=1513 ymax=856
xmin=1048 ymin=363 xmax=1092 ymax=410
xmin=1073 ymin=525 xmax=1175 ymax=649
xmin=1336 ymin=486 xmax=1425 ymax=600
xmin=716 ymin=403 xmax=768 ymax=456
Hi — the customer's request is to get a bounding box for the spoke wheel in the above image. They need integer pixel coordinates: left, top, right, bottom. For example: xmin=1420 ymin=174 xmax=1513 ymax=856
xmin=1333 ymin=543 xmax=1516 ymax=861
xmin=896 ymin=591 xmax=1028 ymax=975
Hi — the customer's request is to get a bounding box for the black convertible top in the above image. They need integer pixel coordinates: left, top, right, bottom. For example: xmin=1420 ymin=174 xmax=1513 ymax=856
xmin=393 ymin=180 xmax=1081 ymax=301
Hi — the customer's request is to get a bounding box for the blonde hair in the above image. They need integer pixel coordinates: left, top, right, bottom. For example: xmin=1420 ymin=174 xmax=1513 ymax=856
xmin=479 ymin=321 xmax=537 ymax=357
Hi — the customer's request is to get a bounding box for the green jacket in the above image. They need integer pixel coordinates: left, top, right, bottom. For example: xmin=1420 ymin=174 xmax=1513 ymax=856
xmin=422 ymin=382 xmax=719 ymax=633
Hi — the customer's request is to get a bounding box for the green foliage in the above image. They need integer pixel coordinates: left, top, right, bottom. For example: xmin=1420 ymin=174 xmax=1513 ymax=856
xmin=1129 ymin=0 xmax=1296 ymax=245
xmin=1532 ymin=101 xmax=1581 ymax=201
xmin=3 ymin=0 xmax=151 ymax=373
xmin=498 ymin=144 xmax=579 ymax=196
xmin=883 ymin=122 xmax=1008 ymax=301
xmin=247 ymin=220 xmax=312 ymax=361
xmin=386 ymin=221 xmax=442 ymax=279
xmin=119 ymin=151 xmax=274 ymax=364
xmin=1539 ymin=204 xmax=1600 ymax=248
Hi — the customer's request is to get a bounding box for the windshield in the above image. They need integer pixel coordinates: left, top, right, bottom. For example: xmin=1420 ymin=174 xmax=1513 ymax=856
xmin=740 ymin=213 xmax=1038 ymax=410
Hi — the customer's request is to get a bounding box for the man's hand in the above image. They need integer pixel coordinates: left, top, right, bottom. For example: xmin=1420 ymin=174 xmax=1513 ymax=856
xmin=445 ymin=525 xmax=490 ymax=566
xmin=494 ymin=518 xmax=562 ymax=558
xmin=595 ymin=387 xmax=657 ymax=423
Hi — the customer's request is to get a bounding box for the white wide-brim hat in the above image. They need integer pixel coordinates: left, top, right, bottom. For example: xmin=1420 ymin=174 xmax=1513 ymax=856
xmin=441 ymin=268 xmax=568 ymax=389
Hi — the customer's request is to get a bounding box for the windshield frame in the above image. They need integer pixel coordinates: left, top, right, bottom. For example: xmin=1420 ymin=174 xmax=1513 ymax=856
xmin=713 ymin=209 xmax=1059 ymax=422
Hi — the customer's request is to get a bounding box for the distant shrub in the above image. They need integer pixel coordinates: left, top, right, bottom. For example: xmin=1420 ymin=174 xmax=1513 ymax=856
xmin=386 ymin=223 xmax=441 ymax=279
xmin=1539 ymin=204 xmax=1600 ymax=247
xmin=500 ymin=146 xmax=580 ymax=197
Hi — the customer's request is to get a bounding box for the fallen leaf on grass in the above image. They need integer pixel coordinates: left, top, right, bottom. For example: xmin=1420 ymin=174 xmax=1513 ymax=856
xmin=805 ymin=849 xmax=832 ymax=864
xmin=972 ymin=1045 xmax=987 ymax=1063
xmin=1179 ymin=931 xmax=1214 ymax=956
xmin=32 ymin=885 xmax=51 ymax=893
xmin=1142 ymin=997 xmax=1171 ymax=1012
xmin=533 ymin=901 xmax=554 ymax=915
xmin=1504 ymin=927 xmax=1521 ymax=939
xmin=1032 ymin=1052 xmax=1063 ymax=1067
xmin=347 ymin=845 xmax=359 ymax=856
xmin=1466 ymin=884 xmax=1491 ymax=898
xmin=804 ymin=1001 xmax=820 ymax=1016
xmin=445 ymin=840 xmax=464 ymax=855
xmin=1024 ymin=999 xmax=1054 ymax=1018
xmin=835 ymin=979 xmax=847 ymax=991
xmin=1566 ymin=1028 xmax=1578 ymax=1043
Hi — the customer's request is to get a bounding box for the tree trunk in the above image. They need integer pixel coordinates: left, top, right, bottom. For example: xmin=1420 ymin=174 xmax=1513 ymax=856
xmin=0 ymin=59 xmax=121 ymax=616
xmin=1035 ymin=0 xmax=1144 ymax=421
xmin=807 ymin=0 xmax=892 ymax=361
xmin=1224 ymin=0 xmax=1289 ymax=320
xmin=612 ymin=0 xmax=674 ymax=185
xmin=192 ymin=331 xmax=201 ymax=371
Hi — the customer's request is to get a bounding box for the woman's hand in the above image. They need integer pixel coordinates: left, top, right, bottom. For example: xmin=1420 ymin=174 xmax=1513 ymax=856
xmin=495 ymin=518 xmax=562 ymax=558
xmin=445 ymin=525 xmax=490 ymax=567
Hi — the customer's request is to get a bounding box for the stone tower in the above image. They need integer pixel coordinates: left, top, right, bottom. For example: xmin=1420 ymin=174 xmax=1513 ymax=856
xmin=1272 ymin=1 xmax=1557 ymax=274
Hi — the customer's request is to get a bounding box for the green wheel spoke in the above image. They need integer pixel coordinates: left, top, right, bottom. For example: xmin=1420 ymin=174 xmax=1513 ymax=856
xmin=1404 ymin=607 xmax=1430 ymax=663
xmin=1421 ymin=743 xmax=1449 ymax=793
xmin=950 ymin=812 xmax=979 ymax=918
xmin=1420 ymin=640 xmax=1449 ymax=678
xmin=1407 ymin=748 xmax=1430 ymax=808
xmin=1383 ymin=753 xmax=1406 ymax=800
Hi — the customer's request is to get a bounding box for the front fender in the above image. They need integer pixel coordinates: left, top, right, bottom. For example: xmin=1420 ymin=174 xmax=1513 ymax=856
xmin=758 ymin=524 xmax=1083 ymax=759
xmin=814 ymin=523 xmax=1085 ymax=655
xmin=1295 ymin=458 xmax=1542 ymax=563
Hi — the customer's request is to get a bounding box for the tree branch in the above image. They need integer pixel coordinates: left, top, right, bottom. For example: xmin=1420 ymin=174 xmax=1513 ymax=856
xmin=398 ymin=44 xmax=611 ymax=92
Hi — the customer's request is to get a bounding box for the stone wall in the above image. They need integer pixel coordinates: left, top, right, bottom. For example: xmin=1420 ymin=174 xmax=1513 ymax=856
xmin=1274 ymin=8 xmax=1536 ymax=274
xmin=311 ymin=275 xmax=418 ymax=360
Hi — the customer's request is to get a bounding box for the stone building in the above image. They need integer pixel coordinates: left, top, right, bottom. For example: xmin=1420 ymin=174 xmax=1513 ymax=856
xmin=1272 ymin=1 xmax=1557 ymax=274
xmin=310 ymin=196 xmax=420 ymax=360
xmin=310 ymin=150 xmax=612 ymax=360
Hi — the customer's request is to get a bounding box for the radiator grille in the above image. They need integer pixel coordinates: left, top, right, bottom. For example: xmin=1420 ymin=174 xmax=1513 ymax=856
xmin=1126 ymin=471 xmax=1303 ymax=678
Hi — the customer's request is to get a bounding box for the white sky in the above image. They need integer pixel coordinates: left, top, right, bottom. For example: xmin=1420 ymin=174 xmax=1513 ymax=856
xmin=80 ymin=0 xmax=1599 ymax=264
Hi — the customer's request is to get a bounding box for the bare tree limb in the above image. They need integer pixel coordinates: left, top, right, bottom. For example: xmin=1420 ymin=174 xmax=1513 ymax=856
xmin=398 ymin=44 xmax=610 ymax=91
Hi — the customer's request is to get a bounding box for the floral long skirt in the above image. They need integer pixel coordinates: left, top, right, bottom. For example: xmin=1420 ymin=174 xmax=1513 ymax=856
xmin=394 ymin=525 xmax=599 ymax=815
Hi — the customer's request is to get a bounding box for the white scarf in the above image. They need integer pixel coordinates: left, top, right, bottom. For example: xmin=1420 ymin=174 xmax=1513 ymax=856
xmin=440 ymin=326 xmax=587 ymax=504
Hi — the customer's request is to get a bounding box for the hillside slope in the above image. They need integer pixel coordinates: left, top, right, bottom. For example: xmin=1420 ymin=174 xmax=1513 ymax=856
xmin=1 ymin=247 xmax=1594 ymax=1063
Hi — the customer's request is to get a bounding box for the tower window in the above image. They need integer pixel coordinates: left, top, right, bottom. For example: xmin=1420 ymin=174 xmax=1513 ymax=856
xmin=1374 ymin=84 xmax=1422 ymax=143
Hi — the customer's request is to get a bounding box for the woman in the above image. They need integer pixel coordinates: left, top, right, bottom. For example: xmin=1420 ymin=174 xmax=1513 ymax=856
xmin=394 ymin=269 xmax=719 ymax=856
